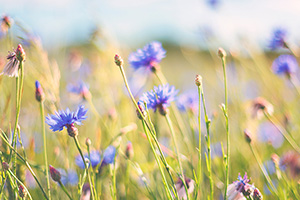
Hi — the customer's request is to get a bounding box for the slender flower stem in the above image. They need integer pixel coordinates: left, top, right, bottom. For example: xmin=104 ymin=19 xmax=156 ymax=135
xmin=73 ymin=136 xmax=96 ymax=200
xmin=284 ymin=42 xmax=298 ymax=58
xmin=248 ymin=143 xmax=279 ymax=196
xmin=40 ymin=101 xmax=51 ymax=200
xmin=0 ymin=131 xmax=49 ymax=200
xmin=141 ymin=120 xmax=174 ymax=200
xmin=264 ymin=112 xmax=300 ymax=153
xmin=220 ymin=55 xmax=230 ymax=200
xmin=196 ymin=85 xmax=202 ymax=198
xmin=7 ymin=169 xmax=33 ymax=200
xmin=59 ymin=181 xmax=73 ymax=200
xmin=289 ymin=76 xmax=300 ymax=97
xmin=165 ymin=114 xmax=190 ymax=200
xmin=200 ymin=85 xmax=213 ymax=200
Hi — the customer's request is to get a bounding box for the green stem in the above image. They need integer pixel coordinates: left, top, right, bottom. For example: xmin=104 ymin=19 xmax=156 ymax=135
xmin=200 ymin=85 xmax=213 ymax=200
xmin=221 ymin=56 xmax=230 ymax=200
xmin=264 ymin=112 xmax=300 ymax=153
xmin=0 ymin=131 xmax=49 ymax=199
xmin=165 ymin=114 xmax=189 ymax=200
xmin=249 ymin=143 xmax=279 ymax=197
xmin=112 ymin=146 xmax=119 ymax=200
xmin=196 ymin=85 xmax=202 ymax=198
xmin=40 ymin=101 xmax=51 ymax=200
xmin=125 ymin=160 xmax=130 ymax=198
xmin=141 ymin=120 xmax=174 ymax=200
xmin=73 ymin=136 xmax=96 ymax=200
xmin=7 ymin=169 xmax=33 ymax=200
xmin=59 ymin=181 xmax=73 ymax=200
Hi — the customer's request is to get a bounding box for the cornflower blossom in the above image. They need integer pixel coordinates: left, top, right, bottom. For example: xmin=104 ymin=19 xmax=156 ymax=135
xmin=75 ymin=150 xmax=101 ymax=169
xmin=57 ymin=168 xmax=78 ymax=186
xmin=174 ymin=177 xmax=195 ymax=200
xmin=251 ymin=97 xmax=273 ymax=119
xmin=176 ymin=91 xmax=198 ymax=113
xmin=1 ymin=44 xmax=25 ymax=77
xmin=271 ymin=54 xmax=298 ymax=77
xmin=227 ymin=173 xmax=258 ymax=200
xmin=128 ymin=41 xmax=166 ymax=72
xmin=139 ymin=84 xmax=178 ymax=116
xmin=67 ymin=81 xmax=91 ymax=100
xmin=101 ymin=145 xmax=117 ymax=166
xmin=269 ymin=28 xmax=287 ymax=50
xmin=45 ymin=105 xmax=87 ymax=137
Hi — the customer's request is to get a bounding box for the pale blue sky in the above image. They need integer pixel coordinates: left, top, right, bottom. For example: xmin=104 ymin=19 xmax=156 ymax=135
xmin=1 ymin=0 xmax=300 ymax=49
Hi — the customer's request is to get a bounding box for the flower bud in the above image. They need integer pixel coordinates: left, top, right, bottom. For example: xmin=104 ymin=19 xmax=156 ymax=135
xmin=18 ymin=185 xmax=27 ymax=198
xmin=195 ymin=75 xmax=202 ymax=87
xmin=218 ymin=47 xmax=226 ymax=58
xmin=244 ymin=129 xmax=252 ymax=143
xmin=114 ymin=54 xmax=123 ymax=67
xmin=271 ymin=153 xmax=280 ymax=167
xmin=125 ymin=141 xmax=134 ymax=159
xmin=136 ymin=102 xmax=147 ymax=120
xmin=86 ymin=137 xmax=91 ymax=147
xmin=35 ymin=80 xmax=45 ymax=102
xmin=253 ymin=188 xmax=263 ymax=200
xmin=2 ymin=162 xmax=9 ymax=171
xmin=16 ymin=44 xmax=26 ymax=62
xmin=49 ymin=165 xmax=61 ymax=182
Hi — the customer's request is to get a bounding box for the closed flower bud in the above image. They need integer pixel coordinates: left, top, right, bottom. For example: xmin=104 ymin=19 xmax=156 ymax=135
xmin=49 ymin=165 xmax=61 ymax=182
xmin=85 ymin=138 xmax=91 ymax=147
xmin=244 ymin=129 xmax=252 ymax=143
xmin=218 ymin=47 xmax=226 ymax=58
xmin=2 ymin=162 xmax=9 ymax=171
xmin=35 ymin=81 xmax=45 ymax=102
xmin=125 ymin=141 xmax=134 ymax=159
xmin=16 ymin=44 xmax=26 ymax=62
xmin=18 ymin=185 xmax=27 ymax=198
xmin=195 ymin=75 xmax=202 ymax=87
xmin=114 ymin=54 xmax=123 ymax=67
xmin=253 ymin=188 xmax=263 ymax=200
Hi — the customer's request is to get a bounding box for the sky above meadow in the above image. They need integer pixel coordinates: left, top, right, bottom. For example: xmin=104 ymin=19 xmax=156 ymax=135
xmin=1 ymin=0 xmax=300 ymax=49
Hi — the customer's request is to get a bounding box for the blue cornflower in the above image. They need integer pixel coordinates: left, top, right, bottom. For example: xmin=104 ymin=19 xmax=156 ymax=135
xmin=75 ymin=150 xmax=101 ymax=169
xmin=45 ymin=105 xmax=87 ymax=137
xmin=128 ymin=41 xmax=166 ymax=71
xmin=269 ymin=28 xmax=287 ymax=50
xmin=176 ymin=90 xmax=198 ymax=113
xmin=272 ymin=54 xmax=298 ymax=77
xmin=102 ymin=145 xmax=116 ymax=166
xmin=139 ymin=84 xmax=178 ymax=115
xmin=57 ymin=168 xmax=78 ymax=186
xmin=67 ymin=81 xmax=91 ymax=100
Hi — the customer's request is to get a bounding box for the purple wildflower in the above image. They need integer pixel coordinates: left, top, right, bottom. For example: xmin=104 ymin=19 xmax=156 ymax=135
xmin=57 ymin=168 xmax=78 ymax=186
xmin=272 ymin=54 xmax=298 ymax=76
xmin=176 ymin=90 xmax=198 ymax=113
xmin=67 ymin=81 xmax=91 ymax=100
xmin=174 ymin=177 xmax=195 ymax=199
xmin=102 ymin=145 xmax=116 ymax=166
xmin=75 ymin=150 xmax=101 ymax=169
xmin=45 ymin=105 xmax=87 ymax=137
xmin=128 ymin=41 xmax=166 ymax=71
xmin=139 ymin=84 xmax=178 ymax=115
xmin=227 ymin=173 xmax=253 ymax=200
xmin=269 ymin=28 xmax=287 ymax=50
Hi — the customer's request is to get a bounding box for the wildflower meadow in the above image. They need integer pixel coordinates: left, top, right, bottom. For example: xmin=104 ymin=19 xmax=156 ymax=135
xmin=1 ymin=6 xmax=300 ymax=200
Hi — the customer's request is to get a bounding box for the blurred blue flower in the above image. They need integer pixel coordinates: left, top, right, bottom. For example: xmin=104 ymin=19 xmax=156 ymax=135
xmin=211 ymin=142 xmax=223 ymax=159
xmin=57 ymin=168 xmax=78 ymax=186
xmin=75 ymin=150 xmax=101 ymax=169
xmin=258 ymin=122 xmax=284 ymax=148
xmin=176 ymin=90 xmax=198 ymax=113
xmin=139 ymin=84 xmax=178 ymax=115
xmin=128 ymin=41 xmax=166 ymax=71
xmin=45 ymin=105 xmax=87 ymax=132
xmin=263 ymin=160 xmax=276 ymax=175
xmin=269 ymin=28 xmax=287 ymax=50
xmin=102 ymin=145 xmax=116 ymax=166
xmin=207 ymin=0 xmax=220 ymax=8
xmin=67 ymin=81 xmax=91 ymax=100
xmin=272 ymin=54 xmax=298 ymax=76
